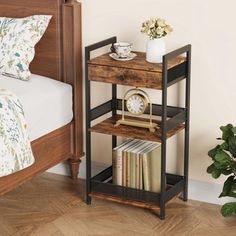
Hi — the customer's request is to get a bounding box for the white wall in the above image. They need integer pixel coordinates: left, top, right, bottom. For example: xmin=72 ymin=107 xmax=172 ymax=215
xmin=50 ymin=0 xmax=236 ymax=203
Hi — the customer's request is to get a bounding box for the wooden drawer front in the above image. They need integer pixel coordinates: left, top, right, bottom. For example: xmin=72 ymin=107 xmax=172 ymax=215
xmin=88 ymin=64 xmax=162 ymax=89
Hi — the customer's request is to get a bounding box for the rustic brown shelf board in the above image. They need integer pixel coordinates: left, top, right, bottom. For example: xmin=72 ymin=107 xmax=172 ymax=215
xmin=90 ymin=192 xmax=181 ymax=210
xmin=90 ymin=193 xmax=160 ymax=209
xmin=89 ymin=115 xmax=185 ymax=142
xmin=88 ymin=52 xmax=186 ymax=73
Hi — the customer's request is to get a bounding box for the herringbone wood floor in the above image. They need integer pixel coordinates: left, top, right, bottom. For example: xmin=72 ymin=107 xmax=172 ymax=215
xmin=0 ymin=173 xmax=235 ymax=236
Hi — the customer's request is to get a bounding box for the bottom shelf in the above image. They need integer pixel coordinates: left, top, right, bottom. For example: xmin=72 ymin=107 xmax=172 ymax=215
xmin=90 ymin=193 xmax=161 ymax=209
xmin=90 ymin=166 xmax=184 ymax=207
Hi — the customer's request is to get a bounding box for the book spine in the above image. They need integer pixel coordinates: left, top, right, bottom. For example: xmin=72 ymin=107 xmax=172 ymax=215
xmin=122 ymin=151 xmax=126 ymax=187
xmin=139 ymin=155 xmax=143 ymax=190
xmin=116 ymin=150 xmax=122 ymax=186
xmin=112 ymin=149 xmax=117 ymax=185
xmin=126 ymin=151 xmax=131 ymax=187
xmin=142 ymin=153 xmax=151 ymax=191
xmin=130 ymin=153 xmax=136 ymax=188
xmin=135 ymin=153 xmax=139 ymax=189
xmin=150 ymin=146 xmax=162 ymax=193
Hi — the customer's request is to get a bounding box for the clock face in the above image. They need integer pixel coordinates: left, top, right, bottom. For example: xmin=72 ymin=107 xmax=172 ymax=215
xmin=126 ymin=94 xmax=147 ymax=115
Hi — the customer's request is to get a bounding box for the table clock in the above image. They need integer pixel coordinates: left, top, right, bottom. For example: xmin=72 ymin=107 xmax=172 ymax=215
xmin=115 ymin=88 xmax=158 ymax=132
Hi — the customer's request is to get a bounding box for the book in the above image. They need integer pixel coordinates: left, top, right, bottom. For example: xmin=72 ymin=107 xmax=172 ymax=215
xmin=129 ymin=141 xmax=152 ymax=189
xmin=141 ymin=143 xmax=162 ymax=192
xmin=135 ymin=152 xmax=139 ymax=189
xmin=135 ymin=142 xmax=154 ymax=189
xmin=122 ymin=140 xmax=143 ymax=187
xmin=113 ymin=139 xmax=162 ymax=192
xmin=112 ymin=139 xmax=138 ymax=186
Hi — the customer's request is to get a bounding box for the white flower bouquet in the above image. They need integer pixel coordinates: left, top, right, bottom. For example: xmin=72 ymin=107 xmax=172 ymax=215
xmin=141 ymin=18 xmax=173 ymax=39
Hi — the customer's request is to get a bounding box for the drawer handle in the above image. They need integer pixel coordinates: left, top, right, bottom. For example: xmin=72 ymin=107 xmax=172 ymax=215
xmin=117 ymin=75 xmax=125 ymax=81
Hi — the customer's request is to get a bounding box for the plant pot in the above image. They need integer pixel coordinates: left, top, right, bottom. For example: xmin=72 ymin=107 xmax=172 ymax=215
xmin=146 ymin=38 xmax=166 ymax=63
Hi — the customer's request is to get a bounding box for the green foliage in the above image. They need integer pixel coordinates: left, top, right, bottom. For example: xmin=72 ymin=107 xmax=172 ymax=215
xmin=221 ymin=202 xmax=236 ymax=217
xmin=219 ymin=176 xmax=236 ymax=198
xmin=207 ymin=124 xmax=236 ymax=217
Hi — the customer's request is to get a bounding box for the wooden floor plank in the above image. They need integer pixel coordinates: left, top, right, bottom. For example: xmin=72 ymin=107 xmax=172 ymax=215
xmin=0 ymin=173 xmax=235 ymax=236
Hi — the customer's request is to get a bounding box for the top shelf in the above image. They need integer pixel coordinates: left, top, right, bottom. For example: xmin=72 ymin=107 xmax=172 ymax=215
xmin=88 ymin=52 xmax=187 ymax=90
xmin=88 ymin=52 xmax=185 ymax=73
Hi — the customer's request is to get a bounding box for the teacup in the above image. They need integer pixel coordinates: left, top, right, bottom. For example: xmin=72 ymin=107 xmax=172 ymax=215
xmin=113 ymin=42 xmax=132 ymax=58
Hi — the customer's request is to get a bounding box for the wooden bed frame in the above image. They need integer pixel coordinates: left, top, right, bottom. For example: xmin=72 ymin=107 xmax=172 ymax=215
xmin=0 ymin=0 xmax=83 ymax=195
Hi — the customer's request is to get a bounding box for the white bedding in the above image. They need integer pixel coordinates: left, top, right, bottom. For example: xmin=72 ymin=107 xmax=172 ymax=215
xmin=0 ymin=74 xmax=73 ymax=141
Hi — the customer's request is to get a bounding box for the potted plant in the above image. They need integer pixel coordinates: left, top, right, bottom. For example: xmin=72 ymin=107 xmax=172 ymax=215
xmin=141 ymin=18 xmax=173 ymax=63
xmin=207 ymin=124 xmax=236 ymax=217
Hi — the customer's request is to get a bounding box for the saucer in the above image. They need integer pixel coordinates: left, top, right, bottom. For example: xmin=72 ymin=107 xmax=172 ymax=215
xmin=109 ymin=53 xmax=137 ymax=61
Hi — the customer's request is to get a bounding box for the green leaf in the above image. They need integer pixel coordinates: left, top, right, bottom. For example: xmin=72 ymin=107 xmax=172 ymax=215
xmin=229 ymin=187 xmax=236 ymax=198
xmin=214 ymin=151 xmax=231 ymax=163
xmin=229 ymin=161 xmax=236 ymax=174
xmin=221 ymin=202 xmax=236 ymax=217
xmin=211 ymin=168 xmax=221 ymax=179
xmin=213 ymin=161 xmax=229 ymax=169
xmin=208 ymin=145 xmax=221 ymax=159
xmin=220 ymin=124 xmax=234 ymax=141
xmin=232 ymin=127 xmax=236 ymax=134
xmin=228 ymin=136 xmax=236 ymax=156
xmin=207 ymin=164 xmax=215 ymax=174
xmin=220 ymin=142 xmax=229 ymax=151
xmin=219 ymin=175 xmax=236 ymax=198
xmin=221 ymin=169 xmax=233 ymax=176
xmin=232 ymin=185 xmax=236 ymax=193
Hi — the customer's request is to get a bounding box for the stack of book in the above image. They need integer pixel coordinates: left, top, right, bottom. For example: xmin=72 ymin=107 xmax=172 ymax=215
xmin=112 ymin=139 xmax=161 ymax=193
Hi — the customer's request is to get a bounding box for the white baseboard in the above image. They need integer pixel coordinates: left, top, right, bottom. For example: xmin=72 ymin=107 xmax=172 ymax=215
xmin=188 ymin=179 xmax=235 ymax=205
xmin=47 ymin=157 xmax=87 ymax=179
xmin=47 ymin=160 xmax=235 ymax=206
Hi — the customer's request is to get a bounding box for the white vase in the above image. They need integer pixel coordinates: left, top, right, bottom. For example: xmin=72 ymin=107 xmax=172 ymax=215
xmin=146 ymin=38 xmax=166 ymax=63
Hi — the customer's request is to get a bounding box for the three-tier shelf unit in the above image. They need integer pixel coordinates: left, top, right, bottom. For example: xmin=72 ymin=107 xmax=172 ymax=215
xmin=85 ymin=36 xmax=191 ymax=220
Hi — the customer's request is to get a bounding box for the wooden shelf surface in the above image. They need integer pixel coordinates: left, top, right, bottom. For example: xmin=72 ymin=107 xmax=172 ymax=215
xmin=88 ymin=52 xmax=185 ymax=72
xmin=89 ymin=115 xmax=185 ymax=142
xmin=90 ymin=192 xmax=181 ymax=210
xmin=90 ymin=193 xmax=160 ymax=209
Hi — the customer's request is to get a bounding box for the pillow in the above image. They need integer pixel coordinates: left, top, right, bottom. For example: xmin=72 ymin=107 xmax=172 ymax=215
xmin=0 ymin=15 xmax=52 ymax=81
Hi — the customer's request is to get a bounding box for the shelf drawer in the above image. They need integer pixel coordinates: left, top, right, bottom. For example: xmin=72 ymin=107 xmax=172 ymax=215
xmin=87 ymin=52 xmax=187 ymax=89
xmin=88 ymin=64 xmax=162 ymax=89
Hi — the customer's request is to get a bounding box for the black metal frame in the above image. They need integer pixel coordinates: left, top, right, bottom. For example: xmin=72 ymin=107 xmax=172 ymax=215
xmin=85 ymin=36 xmax=191 ymax=220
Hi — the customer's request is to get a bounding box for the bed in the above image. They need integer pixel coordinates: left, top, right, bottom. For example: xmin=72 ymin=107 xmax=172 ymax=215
xmin=0 ymin=0 xmax=83 ymax=195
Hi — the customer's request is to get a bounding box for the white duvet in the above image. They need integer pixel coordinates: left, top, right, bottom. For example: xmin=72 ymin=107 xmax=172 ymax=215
xmin=0 ymin=74 xmax=73 ymax=141
xmin=0 ymin=89 xmax=34 ymax=177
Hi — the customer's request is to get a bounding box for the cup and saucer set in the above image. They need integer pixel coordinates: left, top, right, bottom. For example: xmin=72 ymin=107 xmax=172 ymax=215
xmin=109 ymin=42 xmax=137 ymax=61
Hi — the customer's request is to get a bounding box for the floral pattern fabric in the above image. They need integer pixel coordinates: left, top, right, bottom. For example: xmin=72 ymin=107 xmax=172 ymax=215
xmin=0 ymin=89 xmax=34 ymax=177
xmin=0 ymin=15 xmax=52 ymax=81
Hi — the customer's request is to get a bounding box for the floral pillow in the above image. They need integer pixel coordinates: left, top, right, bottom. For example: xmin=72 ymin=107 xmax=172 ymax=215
xmin=0 ymin=15 xmax=52 ymax=81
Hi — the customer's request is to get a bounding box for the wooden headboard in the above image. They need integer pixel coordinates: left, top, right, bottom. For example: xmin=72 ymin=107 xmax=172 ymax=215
xmin=0 ymin=0 xmax=82 ymax=83
xmin=0 ymin=0 xmax=83 ymax=158
xmin=0 ymin=0 xmax=84 ymax=191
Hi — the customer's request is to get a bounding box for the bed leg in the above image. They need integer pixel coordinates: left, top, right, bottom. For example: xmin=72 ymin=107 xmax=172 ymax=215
xmin=68 ymin=158 xmax=81 ymax=180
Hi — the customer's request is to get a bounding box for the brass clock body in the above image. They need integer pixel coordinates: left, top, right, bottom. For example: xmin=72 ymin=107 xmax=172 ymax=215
xmin=115 ymin=88 xmax=158 ymax=132
xmin=126 ymin=93 xmax=148 ymax=116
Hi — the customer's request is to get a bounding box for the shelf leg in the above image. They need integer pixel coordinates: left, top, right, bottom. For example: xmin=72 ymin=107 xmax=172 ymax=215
xmin=86 ymin=195 xmax=92 ymax=205
xmin=183 ymin=48 xmax=191 ymax=201
xmin=183 ymin=128 xmax=189 ymax=202
xmin=85 ymin=127 xmax=92 ymax=205
xmin=159 ymin=55 xmax=168 ymax=220
xmin=160 ymin=203 xmax=166 ymax=220
xmin=85 ymin=48 xmax=92 ymax=205
xmin=112 ymin=84 xmax=117 ymax=148
xmin=85 ymin=37 xmax=117 ymax=206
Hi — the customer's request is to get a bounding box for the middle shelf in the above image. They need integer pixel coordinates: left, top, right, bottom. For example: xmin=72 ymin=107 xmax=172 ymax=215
xmin=90 ymin=114 xmax=185 ymax=142
xmin=89 ymin=99 xmax=186 ymax=143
